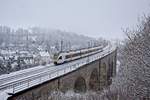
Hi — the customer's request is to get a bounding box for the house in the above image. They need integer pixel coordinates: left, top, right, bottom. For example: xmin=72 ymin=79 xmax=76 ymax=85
xmin=39 ymin=51 xmax=51 ymax=65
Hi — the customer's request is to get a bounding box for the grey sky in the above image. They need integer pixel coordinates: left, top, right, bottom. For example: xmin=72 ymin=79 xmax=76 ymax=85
xmin=0 ymin=0 xmax=150 ymax=39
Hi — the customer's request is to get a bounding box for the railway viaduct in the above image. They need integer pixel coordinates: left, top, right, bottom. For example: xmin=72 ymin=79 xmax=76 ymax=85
xmin=8 ymin=49 xmax=117 ymax=100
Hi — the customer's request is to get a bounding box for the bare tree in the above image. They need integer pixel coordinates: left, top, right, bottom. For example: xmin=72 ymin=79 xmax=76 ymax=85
xmin=108 ymin=15 xmax=150 ymax=100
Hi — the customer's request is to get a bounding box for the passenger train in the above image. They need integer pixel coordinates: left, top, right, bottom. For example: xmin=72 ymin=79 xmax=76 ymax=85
xmin=53 ymin=46 xmax=103 ymax=65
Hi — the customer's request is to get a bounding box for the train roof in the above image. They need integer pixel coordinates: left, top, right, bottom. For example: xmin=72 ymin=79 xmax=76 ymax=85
xmin=58 ymin=45 xmax=103 ymax=56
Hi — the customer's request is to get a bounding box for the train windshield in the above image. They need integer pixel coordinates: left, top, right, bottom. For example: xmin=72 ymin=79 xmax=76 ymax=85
xmin=58 ymin=56 xmax=62 ymax=59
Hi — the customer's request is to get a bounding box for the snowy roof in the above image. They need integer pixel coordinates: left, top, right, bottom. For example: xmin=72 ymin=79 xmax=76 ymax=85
xmin=0 ymin=50 xmax=16 ymax=55
xmin=0 ymin=89 xmax=12 ymax=100
xmin=50 ymin=46 xmax=55 ymax=49
xmin=37 ymin=46 xmax=44 ymax=51
xmin=19 ymin=51 xmax=29 ymax=54
xmin=30 ymin=36 xmax=37 ymax=41
xmin=39 ymin=51 xmax=50 ymax=57
xmin=0 ymin=56 xmax=3 ymax=61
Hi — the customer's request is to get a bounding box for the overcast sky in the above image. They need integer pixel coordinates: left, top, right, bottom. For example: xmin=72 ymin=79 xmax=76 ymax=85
xmin=0 ymin=0 xmax=150 ymax=39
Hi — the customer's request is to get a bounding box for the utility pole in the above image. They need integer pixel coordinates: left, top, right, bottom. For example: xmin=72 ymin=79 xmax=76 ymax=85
xmin=26 ymin=31 xmax=29 ymax=51
xmin=87 ymin=41 xmax=90 ymax=62
xmin=55 ymin=41 xmax=59 ymax=52
xmin=91 ymin=40 xmax=93 ymax=48
xmin=68 ymin=41 xmax=71 ymax=51
xmin=60 ymin=40 xmax=63 ymax=52
xmin=88 ymin=41 xmax=90 ymax=49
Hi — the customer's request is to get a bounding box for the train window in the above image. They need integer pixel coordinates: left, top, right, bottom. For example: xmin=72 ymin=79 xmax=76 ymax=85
xmin=59 ymin=56 xmax=62 ymax=59
xmin=72 ymin=52 xmax=80 ymax=58
xmin=66 ymin=55 xmax=72 ymax=59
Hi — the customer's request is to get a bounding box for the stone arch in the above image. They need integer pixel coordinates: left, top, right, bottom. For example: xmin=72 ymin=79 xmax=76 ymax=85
xmin=74 ymin=76 xmax=86 ymax=93
xmin=107 ymin=59 xmax=111 ymax=79
xmin=100 ymin=63 xmax=107 ymax=87
xmin=108 ymin=61 xmax=114 ymax=77
xmin=111 ymin=61 xmax=114 ymax=77
xmin=89 ymin=68 xmax=99 ymax=91
xmin=107 ymin=60 xmax=113 ymax=85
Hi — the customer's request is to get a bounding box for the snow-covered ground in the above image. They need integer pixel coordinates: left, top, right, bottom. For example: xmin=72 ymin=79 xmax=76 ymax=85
xmin=0 ymin=89 xmax=13 ymax=100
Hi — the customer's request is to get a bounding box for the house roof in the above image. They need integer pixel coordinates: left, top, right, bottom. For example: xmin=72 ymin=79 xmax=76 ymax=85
xmin=39 ymin=51 xmax=50 ymax=57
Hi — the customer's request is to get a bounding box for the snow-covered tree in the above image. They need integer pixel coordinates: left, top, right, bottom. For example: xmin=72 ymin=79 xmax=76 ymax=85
xmin=107 ymin=15 xmax=150 ymax=100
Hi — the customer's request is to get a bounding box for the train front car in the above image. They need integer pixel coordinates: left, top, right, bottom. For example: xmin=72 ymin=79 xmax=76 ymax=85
xmin=52 ymin=46 xmax=104 ymax=65
xmin=53 ymin=53 xmax=66 ymax=65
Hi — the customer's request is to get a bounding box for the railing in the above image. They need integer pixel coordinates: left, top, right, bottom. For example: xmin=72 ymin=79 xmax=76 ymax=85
xmin=0 ymin=45 xmax=116 ymax=94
